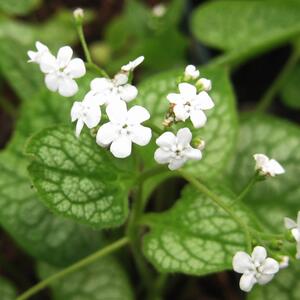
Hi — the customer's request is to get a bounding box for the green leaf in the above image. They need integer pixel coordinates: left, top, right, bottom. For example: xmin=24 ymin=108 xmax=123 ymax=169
xmin=0 ymin=277 xmax=17 ymax=300
xmin=142 ymin=185 xmax=249 ymax=275
xmin=26 ymin=126 xmax=135 ymax=228
xmin=137 ymin=66 xmax=238 ymax=179
xmin=0 ymin=87 xmax=106 ymax=266
xmin=38 ymin=257 xmax=134 ymax=300
xmin=248 ymin=265 xmax=300 ymax=300
xmin=227 ymin=114 xmax=300 ymax=231
xmin=0 ymin=38 xmax=42 ymax=101
xmin=280 ymin=64 xmax=300 ymax=109
xmin=191 ymin=1 xmax=300 ymax=66
xmin=0 ymin=0 xmax=40 ymax=15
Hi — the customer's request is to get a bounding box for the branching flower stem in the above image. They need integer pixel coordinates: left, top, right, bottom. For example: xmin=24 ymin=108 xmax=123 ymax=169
xmin=179 ymin=170 xmax=252 ymax=252
xmin=16 ymin=237 xmax=129 ymax=300
xmin=235 ymin=173 xmax=260 ymax=203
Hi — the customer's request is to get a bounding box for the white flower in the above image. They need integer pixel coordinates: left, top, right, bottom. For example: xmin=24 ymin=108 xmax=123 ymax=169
xmin=167 ymin=83 xmax=214 ymax=128
xmin=279 ymin=256 xmax=289 ymax=269
xmin=197 ymin=78 xmax=212 ymax=91
xmin=154 ymin=128 xmax=202 ymax=170
xmin=39 ymin=46 xmax=86 ymax=97
xmin=71 ymin=95 xmax=101 ymax=137
xmin=152 ymin=4 xmax=167 ymax=17
xmin=184 ymin=65 xmax=200 ymax=80
xmin=232 ymin=246 xmax=279 ymax=292
xmin=253 ymin=154 xmax=285 ymax=177
xmin=27 ymin=41 xmax=50 ymax=64
xmin=96 ymin=101 xmax=151 ymax=158
xmin=284 ymin=212 xmax=300 ymax=258
xmin=87 ymin=73 xmax=137 ymax=105
xmin=121 ymin=56 xmax=144 ymax=72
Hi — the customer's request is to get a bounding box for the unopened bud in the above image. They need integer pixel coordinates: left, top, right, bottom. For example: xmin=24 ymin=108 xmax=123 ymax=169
xmin=192 ymin=137 xmax=205 ymax=150
xmin=197 ymin=78 xmax=212 ymax=91
xmin=184 ymin=65 xmax=200 ymax=80
xmin=279 ymin=256 xmax=289 ymax=269
xmin=152 ymin=4 xmax=167 ymax=17
xmin=73 ymin=8 xmax=84 ymax=23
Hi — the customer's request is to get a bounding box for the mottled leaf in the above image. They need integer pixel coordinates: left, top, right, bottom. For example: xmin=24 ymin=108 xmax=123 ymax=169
xmin=142 ymin=185 xmax=249 ymax=275
xmin=38 ymin=257 xmax=134 ymax=300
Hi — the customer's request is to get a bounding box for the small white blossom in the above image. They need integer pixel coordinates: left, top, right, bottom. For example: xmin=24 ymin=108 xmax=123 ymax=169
xmin=197 ymin=77 xmax=212 ymax=91
xmin=27 ymin=41 xmax=50 ymax=64
xmin=121 ymin=56 xmax=144 ymax=72
xmin=284 ymin=211 xmax=300 ymax=258
xmin=279 ymin=256 xmax=289 ymax=269
xmin=253 ymin=154 xmax=285 ymax=177
xmin=73 ymin=8 xmax=84 ymax=19
xmin=232 ymin=246 xmax=279 ymax=292
xmin=184 ymin=65 xmax=200 ymax=80
xmin=167 ymin=83 xmax=214 ymax=128
xmin=152 ymin=3 xmax=167 ymax=17
xmin=39 ymin=46 xmax=86 ymax=97
xmin=154 ymin=128 xmax=202 ymax=170
xmin=96 ymin=101 xmax=151 ymax=158
xmin=71 ymin=95 xmax=101 ymax=138
xmin=87 ymin=73 xmax=137 ymax=106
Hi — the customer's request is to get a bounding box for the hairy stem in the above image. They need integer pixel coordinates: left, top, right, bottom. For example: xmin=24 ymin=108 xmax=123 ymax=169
xmin=179 ymin=170 xmax=252 ymax=251
xmin=16 ymin=237 xmax=129 ymax=300
xmin=256 ymin=47 xmax=300 ymax=112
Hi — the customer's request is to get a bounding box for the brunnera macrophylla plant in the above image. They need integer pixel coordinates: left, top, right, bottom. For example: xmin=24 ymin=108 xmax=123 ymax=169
xmin=12 ymin=8 xmax=299 ymax=300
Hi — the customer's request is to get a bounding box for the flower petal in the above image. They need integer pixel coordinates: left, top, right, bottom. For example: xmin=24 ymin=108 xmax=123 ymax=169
xmin=167 ymin=93 xmax=183 ymax=104
xmin=176 ymin=128 xmax=192 ymax=146
xmin=96 ymin=123 xmax=118 ymax=147
xmin=253 ymin=154 xmax=269 ymax=170
xmin=251 ymin=246 xmax=267 ymax=264
xmin=39 ymin=52 xmax=57 ymax=73
xmin=75 ymin=119 xmax=84 ymax=138
xmin=232 ymin=251 xmax=253 ymax=273
xmin=178 ymin=83 xmax=197 ymax=100
xmin=36 ymin=41 xmax=48 ymax=52
xmin=168 ymin=158 xmax=186 ymax=170
xmin=127 ymin=106 xmax=150 ymax=124
xmin=45 ymin=73 xmax=59 ymax=92
xmin=284 ymin=217 xmax=297 ymax=230
xmin=57 ymin=46 xmax=73 ymax=68
xmin=83 ymin=107 xmax=101 ymax=128
xmin=268 ymin=159 xmax=285 ymax=176
xmin=196 ymin=91 xmax=214 ymax=110
xmin=174 ymin=104 xmax=189 ymax=121
xmin=291 ymin=228 xmax=300 ymax=242
xmin=90 ymin=78 xmax=113 ymax=92
xmin=71 ymin=101 xmax=81 ymax=121
xmin=259 ymin=258 xmax=279 ymax=275
xmin=154 ymin=149 xmax=172 ymax=164
xmin=130 ymin=125 xmax=152 ymax=146
xmin=257 ymin=274 xmax=274 ymax=285
xmin=64 ymin=58 xmax=86 ymax=78
xmin=190 ymin=109 xmax=207 ymax=128
xmin=110 ymin=136 xmax=132 ymax=158
xmin=106 ymin=101 xmax=127 ymax=124
xmin=119 ymin=84 xmax=138 ymax=102
xmin=239 ymin=273 xmax=256 ymax=292
xmin=185 ymin=148 xmax=202 ymax=160
xmin=58 ymin=77 xmax=78 ymax=97
xmin=156 ymin=132 xmax=176 ymax=148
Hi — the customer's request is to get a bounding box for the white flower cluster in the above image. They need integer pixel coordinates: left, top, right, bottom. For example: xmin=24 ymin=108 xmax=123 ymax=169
xmin=154 ymin=65 xmax=214 ymax=170
xmin=28 ymin=43 xmax=150 ymax=158
xmin=233 ymin=246 xmax=279 ymax=292
xmin=28 ymin=42 xmax=86 ymax=97
xmin=253 ymin=153 xmax=285 ymax=177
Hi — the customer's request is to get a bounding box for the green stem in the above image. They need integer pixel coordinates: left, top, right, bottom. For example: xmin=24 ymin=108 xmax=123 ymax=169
xmin=126 ymin=183 xmax=153 ymax=292
xmin=256 ymin=47 xmax=300 ymax=112
xmin=179 ymin=170 xmax=252 ymax=252
xmin=16 ymin=237 xmax=129 ymax=300
xmin=235 ymin=174 xmax=258 ymax=203
xmin=86 ymin=62 xmax=109 ymax=78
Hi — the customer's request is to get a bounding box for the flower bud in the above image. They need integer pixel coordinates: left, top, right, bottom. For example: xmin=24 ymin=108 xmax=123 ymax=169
xmin=184 ymin=65 xmax=200 ymax=80
xmin=192 ymin=137 xmax=205 ymax=150
xmin=152 ymin=4 xmax=167 ymax=17
xmin=279 ymin=256 xmax=289 ymax=269
xmin=196 ymin=78 xmax=212 ymax=91
xmin=73 ymin=8 xmax=84 ymax=23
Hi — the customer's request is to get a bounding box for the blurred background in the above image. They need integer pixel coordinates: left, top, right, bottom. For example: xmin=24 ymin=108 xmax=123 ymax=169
xmin=0 ymin=0 xmax=299 ymax=299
